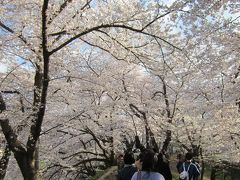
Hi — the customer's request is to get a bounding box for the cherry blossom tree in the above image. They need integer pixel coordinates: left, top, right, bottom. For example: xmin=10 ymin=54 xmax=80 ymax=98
xmin=0 ymin=0 xmax=239 ymax=179
xmin=0 ymin=0 xmax=188 ymax=179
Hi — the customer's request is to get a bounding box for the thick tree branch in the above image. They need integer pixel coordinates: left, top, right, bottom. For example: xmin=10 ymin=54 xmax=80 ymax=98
xmin=50 ymin=23 xmax=181 ymax=55
xmin=79 ymin=127 xmax=108 ymax=158
xmin=0 ymin=21 xmax=14 ymax=33
xmin=27 ymin=0 xmax=50 ymax=155
xmin=129 ymin=103 xmax=146 ymax=119
xmin=72 ymin=158 xmax=109 ymax=167
xmin=0 ymin=119 xmax=26 ymax=153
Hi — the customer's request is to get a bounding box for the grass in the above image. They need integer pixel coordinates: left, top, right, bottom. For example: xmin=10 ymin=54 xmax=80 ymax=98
xmin=90 ymin=170 xmax=105 ymax=180
xmin=172 ymin=172 xmax=180 ymax=180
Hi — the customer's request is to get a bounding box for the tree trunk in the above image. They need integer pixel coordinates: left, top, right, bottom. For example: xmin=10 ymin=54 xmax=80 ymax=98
xmin=161 ymin=130 xmax=171 ymax=153
xmin=135 ymin=136 xmax=145 ymax=151
xmin=210 ymin=167 xmax=216 ymax=180
xmin=158 ymin=75 xmax=172 ymax=154
xmin=34 ymin=140 xmax=40 ymax=180
xmin=145 ymin=125 xmax=150 ymax=149
xmin=0 ymin=1 xmax=50 ymax=179
xmin=14 ymin=153 xmax=35 ymax=180
xmin=149 ymin=129 xmax=159 ymax=152
xmin=0 ymin=145 xmax=10 ymax=179
xmin=0 ymin=119 xmax=40 ymax=180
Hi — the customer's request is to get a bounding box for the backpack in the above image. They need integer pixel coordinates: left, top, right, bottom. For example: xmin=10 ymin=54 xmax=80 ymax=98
xmin=179 ymin=162 xmax=191 ymax=180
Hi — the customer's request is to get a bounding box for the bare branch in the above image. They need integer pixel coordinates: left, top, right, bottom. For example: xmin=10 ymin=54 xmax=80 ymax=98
xmin=0 ymin=21 xmax=41 ymax=59
xmin=48 ymin=0 xmax=74 ymax=25
xmin=0 ymin=62 xmax=26 ymax=88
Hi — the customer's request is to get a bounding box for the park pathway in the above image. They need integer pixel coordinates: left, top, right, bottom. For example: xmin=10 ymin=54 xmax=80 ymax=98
xmin=98 ymin=166 xmax=118 ymax=180
xmin=97 ymin=158 xmax=211 ymax=180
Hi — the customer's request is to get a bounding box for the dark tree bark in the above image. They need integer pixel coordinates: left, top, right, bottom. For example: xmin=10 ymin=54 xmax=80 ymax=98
xmin=0 ymin=1 xmax=180 ymax=178
xmin=210 ymin=167 xmax=216 ymax=180
xmin=0 ymin=94 xmax=6 ymax=113
xmin=0 ymin=1 xmax=50 ymax=179
xmin=0 ymin=145 xmax=11 ymax=179
xmin=129 ymin=103 xmax=159 ymax=151
xmin=0 ymin=93 xmax=10 ymax=179
xmin=158 ymin=75 xmax=173 ymax=154
xmin=0 ymin=119 xmax=35 ymax=179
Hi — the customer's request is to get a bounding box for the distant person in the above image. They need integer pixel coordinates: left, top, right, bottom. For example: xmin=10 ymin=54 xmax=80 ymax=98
xmin=179 ymin=152 xmax=200 ymax=180
xmin=117 ymin=152 xmax=137 ymax=180
xmin=117 ymin=153 xmax=124 ymax=171
xmin=134 ymin=149 xmax=143 ymax=171
xmin=176 ymin=154 xmax=184 ymax=173
xmin=155 ymin=153 xmax=172 ymax=180
xmin=131 ymin=149 xmax=165 ymax=180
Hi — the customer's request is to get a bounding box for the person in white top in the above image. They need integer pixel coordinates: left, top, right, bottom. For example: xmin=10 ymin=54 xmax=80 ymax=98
xmin=131 ymin=149 xmax=165 ymax=180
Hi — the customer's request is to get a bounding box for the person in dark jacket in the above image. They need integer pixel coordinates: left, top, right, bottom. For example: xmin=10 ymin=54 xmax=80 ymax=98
xmin=117 ymin=152 xmax=137 ymax=180
xmin=179 ymin=152 xmax=200 ymax=180
xmin=176 ymin=153 xmax=184 ymax=173
xmin=155 ymin=152 xmax=172 ymax=180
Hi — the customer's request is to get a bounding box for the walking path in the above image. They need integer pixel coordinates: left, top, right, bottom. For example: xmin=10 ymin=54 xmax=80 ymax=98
xmin=97 ymin=156 xmax=211 ymax=180
xmin=98 ymin=166 xmax=118 ymax=180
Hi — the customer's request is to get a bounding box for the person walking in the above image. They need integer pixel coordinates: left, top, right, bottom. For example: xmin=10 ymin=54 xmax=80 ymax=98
xmin=117 ymin=152 xmax=137 ymax=180
xmin=179 ymin=152 xmax=200 ymax=180
xmin=131 ymin=149 xmax=165 ymax=180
